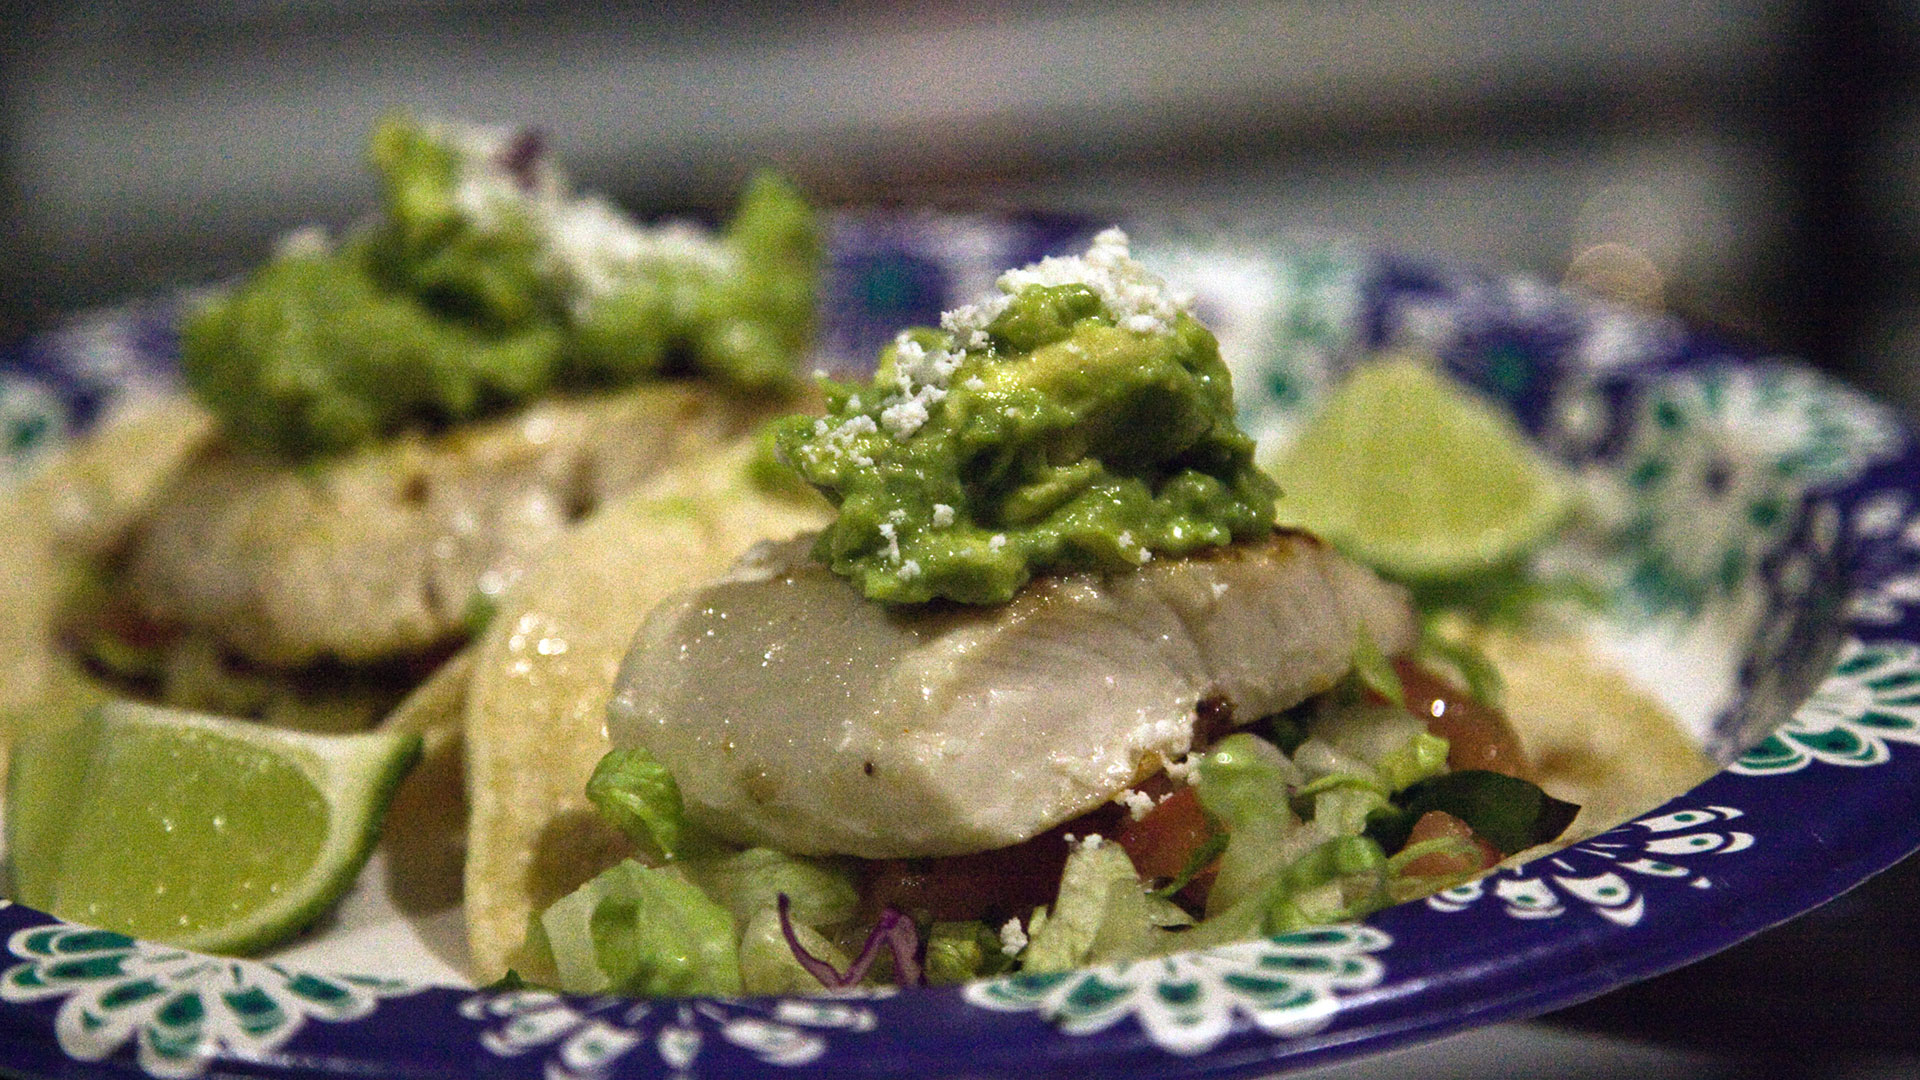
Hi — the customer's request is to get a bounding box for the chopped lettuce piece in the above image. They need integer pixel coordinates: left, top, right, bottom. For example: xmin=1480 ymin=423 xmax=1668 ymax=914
xmin=1308 ymin=702 xmax=1430 ymax=778
xmin=539 ymin=859 xmax=741 ymax=997
xmin=680 ymin=847 xmax=857 ymax=931
xmin=1350 ymin=626 xmax=1404 ymax=707
xmin=924 ymin=921 xmax=1017 ymax=985
xmin=739 ymin=905 xmax=851 ymax=995
xmin=1416 ymin=618 xmax=1507 ymax=709
xmin=1288 ymin=735 xmax=1379 ymax=787
xmin=1085 ymin=876 xmax=1195 ymax=965
xmin=1305 ymin=782 xmax=1392 ymax=840
xmin=1376 ymin=731 xmax=1451 ymax=793
xmin=1193 ymin=733 xmax=1301 ymax=827
xmin=1193 ymin=733 xmax=1306 ymax=914
xmin=1164 ymin=834 xmax=1390 ymax=953
xmin=585 ymin=747 xmax=702 ymax=863
xmin=1021 ymin=840 xmax=1142 ymax=973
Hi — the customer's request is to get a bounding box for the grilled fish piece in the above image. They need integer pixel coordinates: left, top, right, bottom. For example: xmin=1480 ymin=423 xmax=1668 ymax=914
xmin=117 ymin=383 xmax=772 ymax=669
xmin=608 ymin=530 xmax=1416 ymax=859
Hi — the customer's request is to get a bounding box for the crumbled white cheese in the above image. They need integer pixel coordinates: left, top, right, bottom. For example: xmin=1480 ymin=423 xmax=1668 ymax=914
xmin=880 ymin=396 xmax=934 ymax=439
xmin=1117 ymin=788 xmax=1158 ymax=820
xmin=999 ymin=917 xmax=1029 ymax=957
xmin=802 ymin=412 xmax=877 ymax=469
xmin=1163 ymin=753 xmax=1201 ymax=784
xmin=940 ymin=227 xmax=1191 ymax=344
xmin=877 ymin=521 xmax=901 ymax=564
xmin=549 ymin=205 xmax=735 ymax=305
xmin=931 ymin=504 xmax=956 ymax=528
xmin=988 ymin=533 xmax=1007 ymax=551
xmin=900 ymin=559 xmax=922 ymax=579
xmin=425 ymin=118 xmax=734 ymax=307
xmin=872 ymin=332 xmax=969 ymax=440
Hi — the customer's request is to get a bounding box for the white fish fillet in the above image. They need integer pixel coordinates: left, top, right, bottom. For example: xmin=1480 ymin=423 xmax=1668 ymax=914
xmin=608 ymin=530 xmax=1416 ymax=859
xmin=121 ymin=383 xmax=772 ymax=668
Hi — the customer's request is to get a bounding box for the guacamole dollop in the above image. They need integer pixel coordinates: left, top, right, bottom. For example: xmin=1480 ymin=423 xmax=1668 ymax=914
xmin=183 ymin=116 xmax=818 ymax=458
xmin=773 ymin=229 xmax=1277 ymax=605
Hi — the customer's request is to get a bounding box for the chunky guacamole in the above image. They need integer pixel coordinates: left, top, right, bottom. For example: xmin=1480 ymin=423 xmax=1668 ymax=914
xmin=183 ymin=116 xmax=817 ymax=458
xmin=773 ymin=228 xmax=1276 ymax=605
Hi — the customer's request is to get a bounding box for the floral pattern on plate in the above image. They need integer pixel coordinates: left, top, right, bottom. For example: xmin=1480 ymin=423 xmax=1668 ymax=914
xmin=0 ymin=923 xmax=417 ymax=1079
xmin=461 ymin=988 xmax=890 ymax=1078
xmin=1426 ymin=806 xmax=1753 ymax=926
xmin=1610 ymin=362 xmax=1902 ymax=618
xmin=1732 ymin=639 xmax=1920 ymax=775
xmin=964 ymin=926 xmax=1390 ymax=1056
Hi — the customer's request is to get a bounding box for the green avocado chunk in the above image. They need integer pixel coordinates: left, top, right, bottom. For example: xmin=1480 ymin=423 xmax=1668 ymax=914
xmin=182 ymin=115 xmax=818 ymax=459
xmin=772 ymin=229 xmax=1277 ymax=605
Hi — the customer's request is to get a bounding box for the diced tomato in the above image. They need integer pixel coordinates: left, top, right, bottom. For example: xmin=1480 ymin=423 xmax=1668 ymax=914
xmin=1398 ymin=810 xmax=1501 ymax=879
xmin=1392 ymin=658 xmax=1531 ymax=779
xmin=1114 ymin=785 xmax=1205 ymax=881
xmin=1114 ymin=783 xmax=1219 ymax=908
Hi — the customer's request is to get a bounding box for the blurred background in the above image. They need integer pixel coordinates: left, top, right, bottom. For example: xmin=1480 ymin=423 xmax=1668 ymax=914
xmin=4 ymin=0 xmax=1920 ymax=415
xmin=4 ymin=1 xmax=1920 ymax=1076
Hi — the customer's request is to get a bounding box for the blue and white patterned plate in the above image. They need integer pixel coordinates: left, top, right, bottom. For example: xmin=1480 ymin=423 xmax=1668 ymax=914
xmin=4 ymin=213 xmax=1918 ymax=1080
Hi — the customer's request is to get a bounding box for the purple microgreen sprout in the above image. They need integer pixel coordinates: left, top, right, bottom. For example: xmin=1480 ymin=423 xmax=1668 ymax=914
xmin=777 ymin=893 xmax=923 ymax=989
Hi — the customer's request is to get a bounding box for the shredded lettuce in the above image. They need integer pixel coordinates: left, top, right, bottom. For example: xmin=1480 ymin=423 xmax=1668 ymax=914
xmin=1193 ymin=733 xmax=1306 ymax=914
xmin=777 ymin=895 xmax=921 ymax=989
xmin=923 ymin=921 xmax=1017 ymax=985
xmin=1085 ymin=874 xmax=1195 ymax=965
xmin=585 ymin=747 xmax=704 ymax=863
xmin=739 ymin=905 xmax=851 ymax=995
xmin=1165 ymin=834 xmax=1390 ymax=953
xmin=680 ymin=846 xmax=857 ymax=931
xmin=563 ymin=752 xmax=862 ymax=995
xmin=546 ymin=649 xmax=1567 ymax=999
xmin=539 ymin=859 xmax=741 ymax=997
xmin=1416 ymin=619 xmax=1507 ymax=709
xmin=1021 ymin=840 xmax=1143 ymax=973
xmin=1307 ymin=701 xmax=1431 ymax=778
xmin=1350 ymin=626 xmax=1404 ymax=707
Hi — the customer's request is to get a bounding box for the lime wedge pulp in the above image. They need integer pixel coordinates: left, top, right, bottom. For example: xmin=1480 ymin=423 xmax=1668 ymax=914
xmin=1267 ymin=354 xmax=1569 ymax=580
xmin=5 ymin=701 xmax=420 ymax=955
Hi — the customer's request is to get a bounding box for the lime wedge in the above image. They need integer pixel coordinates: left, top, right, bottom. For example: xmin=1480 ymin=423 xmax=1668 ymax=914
xmin=5 ymin=701 xmax=420 ymax=955
xmin=1268 ymin=355 xmax=1568 ymax=580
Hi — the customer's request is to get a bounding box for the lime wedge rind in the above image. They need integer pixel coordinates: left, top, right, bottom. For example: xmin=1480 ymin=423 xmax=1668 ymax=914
xmin=1267 ymin=355 xmax=1571 ymax=581
xmin=6 ymin=701 xmax=421 ymax=956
